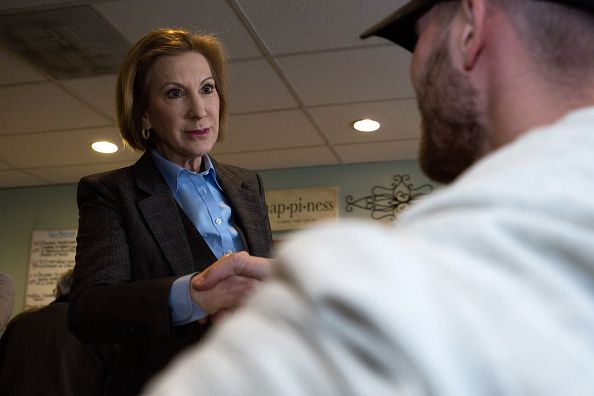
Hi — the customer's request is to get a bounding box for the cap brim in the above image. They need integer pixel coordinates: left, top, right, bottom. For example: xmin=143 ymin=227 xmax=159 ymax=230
xmin=362 ymin=0 xmax=594 ymax=52
xmin=360 ymin=0 xmax=440 ymax=52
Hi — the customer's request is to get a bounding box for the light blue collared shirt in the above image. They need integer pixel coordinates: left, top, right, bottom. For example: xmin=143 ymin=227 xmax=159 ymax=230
xmin=152 ymin=150 xmax=244 ymax=325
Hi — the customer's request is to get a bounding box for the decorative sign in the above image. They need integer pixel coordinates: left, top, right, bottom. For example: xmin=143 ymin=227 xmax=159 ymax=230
xmin=346 ymin=174 xmax=433 ymax=221
xmin=25 ymin=229 xmax=77 ymax=309
xmin=266 ymin=187 xmax=338 ymax=231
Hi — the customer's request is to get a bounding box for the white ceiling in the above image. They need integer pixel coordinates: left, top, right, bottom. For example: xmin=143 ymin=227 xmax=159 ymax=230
xmin=0 ymin=0 xmax=421 ymax=189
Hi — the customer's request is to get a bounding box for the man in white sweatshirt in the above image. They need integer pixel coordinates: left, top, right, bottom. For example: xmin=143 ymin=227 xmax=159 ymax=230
xmin=145 ymin=1 xmax=594 ymax=394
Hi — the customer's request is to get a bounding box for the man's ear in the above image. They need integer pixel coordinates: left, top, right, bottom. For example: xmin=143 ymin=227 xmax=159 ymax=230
xmin=459 ymin=0 xmax=487 ymax=70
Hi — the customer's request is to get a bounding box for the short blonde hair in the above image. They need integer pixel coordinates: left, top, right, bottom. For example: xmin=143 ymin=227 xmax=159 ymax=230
xmin=116 ymin=28 xmax=229 ymax=151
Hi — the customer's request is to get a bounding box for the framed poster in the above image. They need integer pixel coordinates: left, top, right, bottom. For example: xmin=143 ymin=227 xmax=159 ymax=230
xmin=25 ymin=229 xmax=77 ymax=309
xmin=266 ymin=187 xmax=338 ymax=231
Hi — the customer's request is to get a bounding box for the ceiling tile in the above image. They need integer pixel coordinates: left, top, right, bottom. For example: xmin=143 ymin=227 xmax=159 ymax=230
xmin=311 ymin=99 xmax=421 ymax=144
xmin=94 ymin=0 xmax=262 ymax=60
xmin=214 ymin=146 xmax=338 ymax=170
xmin=278 ymin=46 xmax=414 ymax=106
xmin=0 ymin=0 xmax=75 ymax=11
xmin=335 ymin=140 xmax=420 ymax=163
xmin=0 ymin=169 xmax=47 ymax=188
xmin=0 ymin=5 xmax=130 ymax=80
xmin=0 ymin=0 xmax=425 ymax=190
xmin=60 ymin=74 xmax=118 ymax=120
xmin=0 ymin=46 xmax=47 ymax=85
xmin=27 ymin=160 xmax=136 ymax=185
xmin=229 ymin=59 xmax=297 ymax=114
xmin=0 ymin=126 xmax=139 ymax=168
xmin=235 ymin=0 xmax=407 ymax=55
xmin=0 ymin=83 xmax=112 ymax=135
xmin=213 ymin=110 xmax=325 ymax=153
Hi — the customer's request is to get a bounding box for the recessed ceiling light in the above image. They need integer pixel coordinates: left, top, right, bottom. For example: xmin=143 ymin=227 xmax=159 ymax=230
xmin=91 ymin=141 xmax=118 ymax=154
xmin=353 ymin=119 xmax=380 ymax=132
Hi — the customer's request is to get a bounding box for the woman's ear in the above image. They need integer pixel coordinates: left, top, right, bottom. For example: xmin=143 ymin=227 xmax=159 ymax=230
xmin=460 ymin=0 xmax=487 ymax=70
xmin=142 ymin=112 xmax=151 ymax=131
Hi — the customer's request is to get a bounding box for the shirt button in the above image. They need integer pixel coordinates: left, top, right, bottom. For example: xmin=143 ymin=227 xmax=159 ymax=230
xmin=215 ymin=218 xmax=222 ymax=225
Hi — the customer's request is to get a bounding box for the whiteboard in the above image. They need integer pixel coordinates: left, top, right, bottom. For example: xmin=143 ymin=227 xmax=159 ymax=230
xmin=25 ymin=229 xmax=77 ymax=309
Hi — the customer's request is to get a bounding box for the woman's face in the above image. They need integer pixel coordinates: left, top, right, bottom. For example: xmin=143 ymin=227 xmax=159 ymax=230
xmin=142 ymin=51 xmax=219 ymax=171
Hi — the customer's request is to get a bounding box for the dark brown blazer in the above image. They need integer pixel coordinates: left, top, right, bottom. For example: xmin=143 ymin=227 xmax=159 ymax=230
xmin=68 ymin=152 xmax=272 ymax=395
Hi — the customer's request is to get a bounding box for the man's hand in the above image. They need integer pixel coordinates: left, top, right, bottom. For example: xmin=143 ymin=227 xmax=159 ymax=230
xmin=190 ymin=252 xmax=273 ymax=316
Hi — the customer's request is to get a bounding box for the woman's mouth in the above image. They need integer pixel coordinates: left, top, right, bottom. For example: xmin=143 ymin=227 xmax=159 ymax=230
xmin=186 ymin=128 xmax=209 ymax=137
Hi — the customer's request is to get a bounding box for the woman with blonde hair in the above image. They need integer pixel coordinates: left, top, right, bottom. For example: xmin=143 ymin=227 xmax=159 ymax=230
xmin=69 ymin=28 xmax=273 ymax=395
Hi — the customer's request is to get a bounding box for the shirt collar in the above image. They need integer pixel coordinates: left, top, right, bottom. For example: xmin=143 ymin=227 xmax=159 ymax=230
xmin=150 ymin=150 xmax=220 ymax=195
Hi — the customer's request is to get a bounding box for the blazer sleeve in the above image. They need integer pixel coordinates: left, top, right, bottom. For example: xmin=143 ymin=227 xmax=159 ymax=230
xmin=68 ymin=173 xmax=178 ymax=345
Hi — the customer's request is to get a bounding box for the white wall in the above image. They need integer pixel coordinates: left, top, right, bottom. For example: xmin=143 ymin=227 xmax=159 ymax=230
xmin=0 ymin=159 xmax=437 ymax=318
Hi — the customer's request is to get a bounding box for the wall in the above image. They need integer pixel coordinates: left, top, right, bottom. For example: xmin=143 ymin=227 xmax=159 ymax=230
xmin=0 ymin=184 xmax=78 ymax=320
xmin=0 ymin=159 xmax=436 ymax=318
xmin=259 ymin=160 xmax=437 ymax=239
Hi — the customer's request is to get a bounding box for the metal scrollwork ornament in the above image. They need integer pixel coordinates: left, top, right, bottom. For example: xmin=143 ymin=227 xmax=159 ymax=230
xmin=345 ymin=174 xmax=433 ymax=221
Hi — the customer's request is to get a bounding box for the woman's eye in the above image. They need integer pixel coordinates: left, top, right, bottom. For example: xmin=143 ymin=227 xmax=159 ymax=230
xmin=167 ymin=89 xmax=183 ymax=98
xmin=201 ymin=83 xmax=215 ymax=95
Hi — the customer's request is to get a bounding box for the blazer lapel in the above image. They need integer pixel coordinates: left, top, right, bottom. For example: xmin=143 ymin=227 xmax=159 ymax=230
xmin=133 ymin=152 xmax=195 ymax=276
xmin=214 ymin=160 xmax=267 ymax=255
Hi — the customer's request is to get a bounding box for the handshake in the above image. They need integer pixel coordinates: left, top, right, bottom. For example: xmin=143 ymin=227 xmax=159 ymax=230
xmin=190 ymin=252 xmax=273 ymax=323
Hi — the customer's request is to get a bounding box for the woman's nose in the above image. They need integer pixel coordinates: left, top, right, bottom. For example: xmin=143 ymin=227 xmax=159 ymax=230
xmin=187 ymin=94 xmax=207 ymax=119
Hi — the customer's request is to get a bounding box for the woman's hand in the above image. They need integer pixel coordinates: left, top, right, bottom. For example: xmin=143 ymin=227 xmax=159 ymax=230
xmin=190 ymin=252 xmax=273 ymax=317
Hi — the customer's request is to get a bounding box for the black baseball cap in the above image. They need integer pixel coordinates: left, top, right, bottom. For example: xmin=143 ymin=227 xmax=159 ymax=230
xmin=361 ymin=0 xmax=594 ymax=52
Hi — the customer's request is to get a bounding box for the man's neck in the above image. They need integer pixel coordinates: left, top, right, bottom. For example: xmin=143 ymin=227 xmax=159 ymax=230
xmin=483 ymin=46 xmax=594 ymax=152
xmin=491 ymin=81 xmax=594 ymax=149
